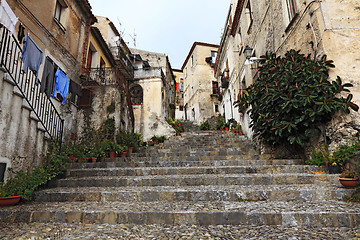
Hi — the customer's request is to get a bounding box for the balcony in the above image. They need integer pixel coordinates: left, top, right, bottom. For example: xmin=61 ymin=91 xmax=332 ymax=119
xmin=110 ymin=46 xmax=134 ymax=81
xmin=134 ymin=67 xmax=165 ymax=83
xmin=82 ymin=67 xmax=117 ymax=86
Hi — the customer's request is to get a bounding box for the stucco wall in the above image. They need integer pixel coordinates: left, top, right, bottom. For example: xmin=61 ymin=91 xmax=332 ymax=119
xmin=132 ymin=78 xmax=175 ymax=141
xmin=217 ymin=0 xmax=360 ymax=150
xmin=183 ymin=44 xmax=219 ymax=125
xmin=0 ymin=69 xmax=46 ymax=174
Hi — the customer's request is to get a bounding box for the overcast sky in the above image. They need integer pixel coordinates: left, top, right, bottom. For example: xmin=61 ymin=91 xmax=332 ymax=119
xmin=88 ymin=0 xmax=230 ymax=69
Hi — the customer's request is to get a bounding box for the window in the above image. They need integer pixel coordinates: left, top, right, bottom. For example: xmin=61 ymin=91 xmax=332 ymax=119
xmin=212 ymin=81 xmax=219 ymax=95
xmin=215 ymin=104 xmax=219 ymax=113
xmin=211 ymin=51 xmax=217 ymax=66
xmin=180 ymin=78 xmax=184 ymax=92
xmin=54 ymin=1 xmax=66 ymax=22
xmin=286 ymin=0 xmax=298 ymax=21
xmin=130 ymin=85 xmax=143 ymax=105
xmin=78 ymin=88 xmax=92 ymax=107
xmin=179 ymin=106 xmax=184 ymax=111
xmin=245 ymin=0 xmax=253 ymax=33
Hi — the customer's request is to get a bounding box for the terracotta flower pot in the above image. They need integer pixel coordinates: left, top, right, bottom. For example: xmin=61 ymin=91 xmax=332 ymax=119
xmin=68 ymin=154 xmax=76 ymax=162
xmin=339 ymin=178 xmax=359 ymax=188
xmin=109 ymin=152 xmax=115 ymax=158
xmin=225 ymin=127 xmax=229 ymax=131
xmin=128 ymin=147 xmax=133 ymax=153
xmin=121 ymin=152 xmax=127 ymax=158
xmin=92 ymin=157 xmax=97 ymax=162
xmin=0 ymin=195 xmax=22 ymax=207
xmin=176 ymin=132 xmax=181 ymax=136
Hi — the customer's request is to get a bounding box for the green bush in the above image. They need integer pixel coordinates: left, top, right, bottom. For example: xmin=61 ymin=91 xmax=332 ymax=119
xmin=0 ymin=143 xmax=69 ymax=200
xmin=167 ymin=118 xmax=183 ymax=133
xmin=200 ymin=121 xmax=210 ymax=130
xmin=216 ymin=115 xmax=225 ymax=129
xmin=235 ymin=50 xmax=358 ymax=148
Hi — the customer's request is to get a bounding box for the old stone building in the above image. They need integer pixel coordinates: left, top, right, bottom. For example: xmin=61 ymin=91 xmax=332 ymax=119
xmin=0 ymin=1 xmax=134 ymax=179
xmin=173 ymin=69 xmax=185 ymax=120
xmin=77 ymin=23 xmax=134 ymax=141
xmin=128 ymin=49 xmax=176 ymax=140
xmin=182 ymin=42 xmax=220 ymax=125
xmin=216 ymin=0 xmax=360 ymax=142
xmin=0 ymin=0 xmax=95 ymax=176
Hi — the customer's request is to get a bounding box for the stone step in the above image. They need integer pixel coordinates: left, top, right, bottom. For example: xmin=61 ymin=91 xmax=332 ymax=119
xmin=68 ymin=159 xmax=304 ymax=169
xmin=34 ymin=185 xmax=350 ymax=203
xmin=66 ymin=165 xmax=321 ymax=178
xmin=2 ymin=201 xmax=360 ymax=227
xmin=128 ymin=149 xmax=256 ymax=158
xmin=98 ymin=153 xmax=272 ymax=163
xmin=52 ymin=173 xmax=339 ymax=188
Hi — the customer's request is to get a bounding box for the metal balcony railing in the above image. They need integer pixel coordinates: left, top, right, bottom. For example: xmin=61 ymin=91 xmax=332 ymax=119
xmin=83 ymin=67 xmax=117 ymax=86
xmin=0 ymin=27 xmax=63 ymax=146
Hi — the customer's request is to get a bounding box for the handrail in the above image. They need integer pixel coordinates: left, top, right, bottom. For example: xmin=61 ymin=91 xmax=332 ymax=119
xmin=0 ymin=27 xmax=64 ymax=147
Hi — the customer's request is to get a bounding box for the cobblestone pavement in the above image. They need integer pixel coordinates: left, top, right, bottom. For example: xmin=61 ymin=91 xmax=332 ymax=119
xmin=0 ymin=223 xmax=360 ymax=239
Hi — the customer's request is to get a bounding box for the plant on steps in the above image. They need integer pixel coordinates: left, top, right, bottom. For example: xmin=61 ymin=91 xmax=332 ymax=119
xmin=0 ymin=143 xmax=70 ymax=200
xmin=234 ymin=49 xmax=359 ymax=151
xmin=200 ymin=121 xmax=210 ymax=130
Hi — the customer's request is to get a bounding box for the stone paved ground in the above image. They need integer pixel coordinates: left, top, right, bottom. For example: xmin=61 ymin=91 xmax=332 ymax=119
xmin=1 ymin=127 xmax=360 ymax=238
xmin=1 ymin=223 xmax=360 ymax=239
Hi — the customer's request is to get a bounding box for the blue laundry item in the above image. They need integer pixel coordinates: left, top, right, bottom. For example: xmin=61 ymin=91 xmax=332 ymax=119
xmin=52 ymin=68 xmax=69 ymax=105
xmin=22 ymin=34 xmax=43 ymax=83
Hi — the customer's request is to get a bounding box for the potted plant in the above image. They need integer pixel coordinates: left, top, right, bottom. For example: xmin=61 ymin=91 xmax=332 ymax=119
xmin=339 ymin=170 xmax=360 ymax=188
xmin=224 ymin=122 xmax=230 ymax=131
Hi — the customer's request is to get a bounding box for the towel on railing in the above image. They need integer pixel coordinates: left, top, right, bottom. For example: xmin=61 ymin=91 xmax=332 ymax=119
xmin=40 ymin=57 xmax=55 ymax=98
xmin=52 ymin=68 xmax=69 ymax=105
xmin=0 ymin=0 xmax=18 ymax=35
xmin=22 ymin=34 xmax=43 ymax=83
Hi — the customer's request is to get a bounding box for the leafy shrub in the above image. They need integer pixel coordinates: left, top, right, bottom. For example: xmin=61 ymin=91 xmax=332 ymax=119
xmin=0 ymin=143 xmax=69 ymax=199
xmin=216 ymin=115 xmax=225 ymax=129
xmin=167 ymin=118 xmax=183 ymax=133
xmin=340 ymin=170 xmax=360 ymax=180
xmin=200 ymin=121 xmax=210 ymax=130
xmin=235 ymin=50 xmax=358 ymax=148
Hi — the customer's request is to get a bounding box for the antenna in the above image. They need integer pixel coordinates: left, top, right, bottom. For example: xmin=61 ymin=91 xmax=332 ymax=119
xmin=117 ymin=17 xmax=126 ymax=38
xmin=129 ymin=29 xmax=137 ymax=48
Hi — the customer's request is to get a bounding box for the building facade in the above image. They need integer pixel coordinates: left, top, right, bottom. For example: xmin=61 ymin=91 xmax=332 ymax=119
xmin=216 ymin=0 xmax=360 ymax=143
xmin=128 ymin=49 xmax=176 ymax=140
xmin=0 ymin=1 xmax=135 ymax=179
xmin=173 ymin=69 xmax=185 ymax=120
xmin=182 ymin=42 xmax=220 ymax=125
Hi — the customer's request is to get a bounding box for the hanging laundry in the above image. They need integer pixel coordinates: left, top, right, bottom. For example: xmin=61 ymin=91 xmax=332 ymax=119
xmin=22 ymin=33 xmax=43 ymax=83
xmin=40 ymin=57 xmax=55 ymax=98
xmin=17 ymin=23 xmax=25 ymax=43
xmin=0 ymin=0 xmax=18 ymax=35
xmin=52 ymin=68 xmax=69 ymax=105
xmin=69 ymin=80 xmax=82 ymax=103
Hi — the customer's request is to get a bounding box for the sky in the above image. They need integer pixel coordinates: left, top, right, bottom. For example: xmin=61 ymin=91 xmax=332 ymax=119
xmin=87 ymin=0 xmax=230 ymax=69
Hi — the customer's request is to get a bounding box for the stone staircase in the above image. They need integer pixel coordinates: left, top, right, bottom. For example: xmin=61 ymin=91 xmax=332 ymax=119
xmin=180 ymin=120 xmax=199 ymax=132
xmin=1 ymin=130 xmax=359 ymax=227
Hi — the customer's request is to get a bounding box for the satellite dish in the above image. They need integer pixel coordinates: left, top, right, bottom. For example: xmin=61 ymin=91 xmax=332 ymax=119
xmin=112 ymin=36 xmax=120 ymax=42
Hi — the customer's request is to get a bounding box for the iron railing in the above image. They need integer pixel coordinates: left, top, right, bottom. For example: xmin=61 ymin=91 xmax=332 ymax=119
xmin=0 ymin=27 xmax=64 ymax=146
xmin=83 ymin=67 xmax=117 ymax=86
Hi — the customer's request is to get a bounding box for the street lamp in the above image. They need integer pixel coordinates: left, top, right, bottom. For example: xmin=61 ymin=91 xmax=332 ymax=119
xmin=243 ymin=46 xmax=253 ymax=59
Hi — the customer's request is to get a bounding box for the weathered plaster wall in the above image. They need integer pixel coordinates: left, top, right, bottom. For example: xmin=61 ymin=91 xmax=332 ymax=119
xmin=183 ymin=44 xmax=219 ymax=125
xmin=132 ymin=78 xmax=175 ymax=141
xmin=76 ymin=85 xmax=132 ymax=141
xmin=0 ymin=69 xmax=46 ymax=174
xmin=88 ymin=33 xmax=112 ymax=68
xmin=221 ymin=0 xmax=360 ymax=151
